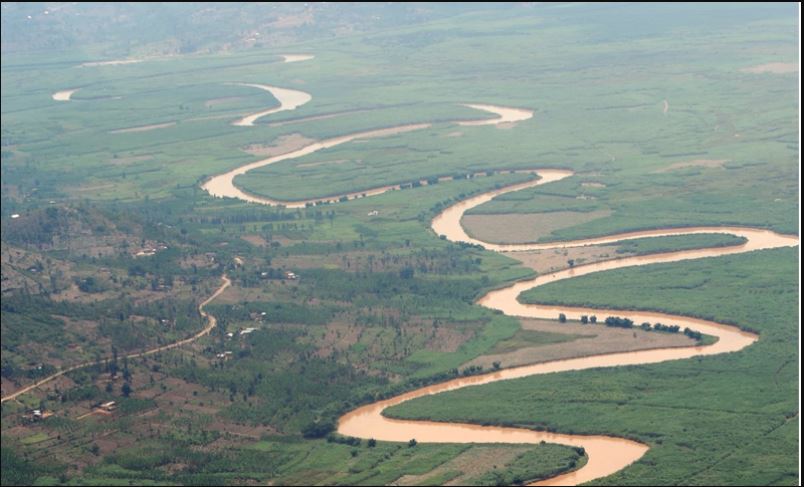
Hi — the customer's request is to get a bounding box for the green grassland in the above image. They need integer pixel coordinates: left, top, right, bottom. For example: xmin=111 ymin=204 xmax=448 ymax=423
xmin=387 ymin=248 xmax=799 ymax=485
xmin=3 ymin=437 xmax=583 ymax=486
xmin=610 ymin=233 xmax=748 ymax=256
xmin=3 ymin=4 xmax=798 ymax=226
xmin=1 ymin=3 xmax=799 ymax=486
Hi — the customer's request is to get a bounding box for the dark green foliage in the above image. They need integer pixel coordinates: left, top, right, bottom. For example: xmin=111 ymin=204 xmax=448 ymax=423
xmin=327 ymin=434 xmax=361 ymax=446
xmin=604 ymin=316 xmax=634 ymax=329
xmin=0 ymin=445 xmax=65 ymax=486
xmin=303 ymin=421 xmax=336 ymax=439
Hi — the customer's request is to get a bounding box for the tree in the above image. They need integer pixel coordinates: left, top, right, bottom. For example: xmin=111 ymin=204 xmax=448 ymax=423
xmin=368 ymin=438 xmax=377 ymax=447
xmin=121 ymin=382 xmax=132 ymax=397
xmin=109 ymin=346 xmax=119 ymax=378
xmin=492 ymin=361 xmax=501 ymax=370
xmin=559 ymin=313 xmax=567 ymax=323
xmin=408 ymin=438 xmax=417 ymax=448
xmin=302 ymin=420 xmax=335 ymax=438
xmin=580 ymin=315 xmax=588 ymax=324
xmin=122 ymin=357 xmax=131 ymax=382
xmin=590 ymin=315 xmax=597 ymax=324
xmin=567 ymin=259 xmax=575 ymax=267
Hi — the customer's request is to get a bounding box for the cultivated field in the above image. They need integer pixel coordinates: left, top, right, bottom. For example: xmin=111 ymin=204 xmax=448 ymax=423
xmin=1 ymin=3 xmax=798 ymax=486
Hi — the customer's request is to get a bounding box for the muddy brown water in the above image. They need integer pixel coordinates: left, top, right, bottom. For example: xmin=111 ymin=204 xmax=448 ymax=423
xmin=199 ymin=84 xmax=798 ymax=483
xmin=52 ymin=89 xmax=78 ymax=101
xmin=231 ymin=83 xmax=313 ymax=127
xmin=339 ymin=169 xmax=797 ymax=485
xmin=202 ymin=94 xmax=533 ymax=206
xmin=41 ymin=54 xmax=799 ymax=483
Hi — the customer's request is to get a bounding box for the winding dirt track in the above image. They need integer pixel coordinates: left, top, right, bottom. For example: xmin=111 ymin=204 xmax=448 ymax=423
xmin=0 ymin=275 xmax=230 ymax=404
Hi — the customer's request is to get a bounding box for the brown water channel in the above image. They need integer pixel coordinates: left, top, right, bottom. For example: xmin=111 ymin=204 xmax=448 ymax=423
xmin=39 ymin=52 xmax=798 ymax=484
xmin=197 ymin=81 xmax=798 ymax=484
xmin=201 ymin=96 xmax=532 ymax=206
xmin=338 ymin=171 xmax=798 ymax=485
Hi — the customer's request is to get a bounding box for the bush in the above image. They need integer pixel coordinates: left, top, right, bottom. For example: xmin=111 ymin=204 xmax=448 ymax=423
xmin=302 ymin=420 xmax=335 ymax=439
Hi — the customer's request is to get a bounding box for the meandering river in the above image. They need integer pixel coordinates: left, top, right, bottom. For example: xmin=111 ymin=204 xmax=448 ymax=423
xmin=340 ymin=176 xmax=796 ymax=484
xmin=198 ymin=78 xmax=800 ymax=485
xmin=43 ymin=59 xmax=799 ymax=484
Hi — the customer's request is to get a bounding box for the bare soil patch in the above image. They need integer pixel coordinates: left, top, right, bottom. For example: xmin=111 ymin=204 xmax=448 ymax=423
xmin=741 ymin=62 xmax=797 ymax=74
xmin=296 ymin=158 xmax=350 ymax=168
xmin=108 ymin=154 xmax=154 ymax=166
xmin=656 ymin=159 xmax=728 ymax=173
xmin=581 ymin=182 xmax=606 ymax=188
xmin=81 ymin=59 xmax=142 ymax=67
xmin=241 ymin=133 xmax=316 ymax=157
xmin=461 ymin=210 xmax=613 ymax=244
xmin=495 ymin=122 xmax=519 ymax=129
xmin=464 ymin=318 xmax=695 ymax=370
xmin=267 ymin=109 xmax=367 ymax=128
xmin=109 ymin=122 xmax=176 ymax=134
xmin=241 ymin=234 xmax=268 ymax=247
xmin=269 ymin=11 xmax=313 ymax=29
xmin=204 ymin=96 xmax=245 ymax=108
xmin=507 ymin=245 xmax=622 ymax=275
xmin=398 ymin=446 xmax=529 ymax=486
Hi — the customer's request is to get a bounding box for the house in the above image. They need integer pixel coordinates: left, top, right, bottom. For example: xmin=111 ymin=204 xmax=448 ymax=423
xmin=25 ymin=409 xmax=53 ymax=421
xmin=134 ymin=248 xmax=156 ymax=257
xmin=285 ymin=271 xmax=298 ymax=280
xmin=367 ymin=210 xmax=379 ymax=216
xmin=240 ymin=327 xmax=257 ymax=336
xmin=99 ymin=401 xmax=117 ymax=412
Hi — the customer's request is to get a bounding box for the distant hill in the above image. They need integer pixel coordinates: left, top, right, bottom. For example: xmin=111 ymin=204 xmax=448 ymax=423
xmin=0 ymin=2 xmax=505 ymax=56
